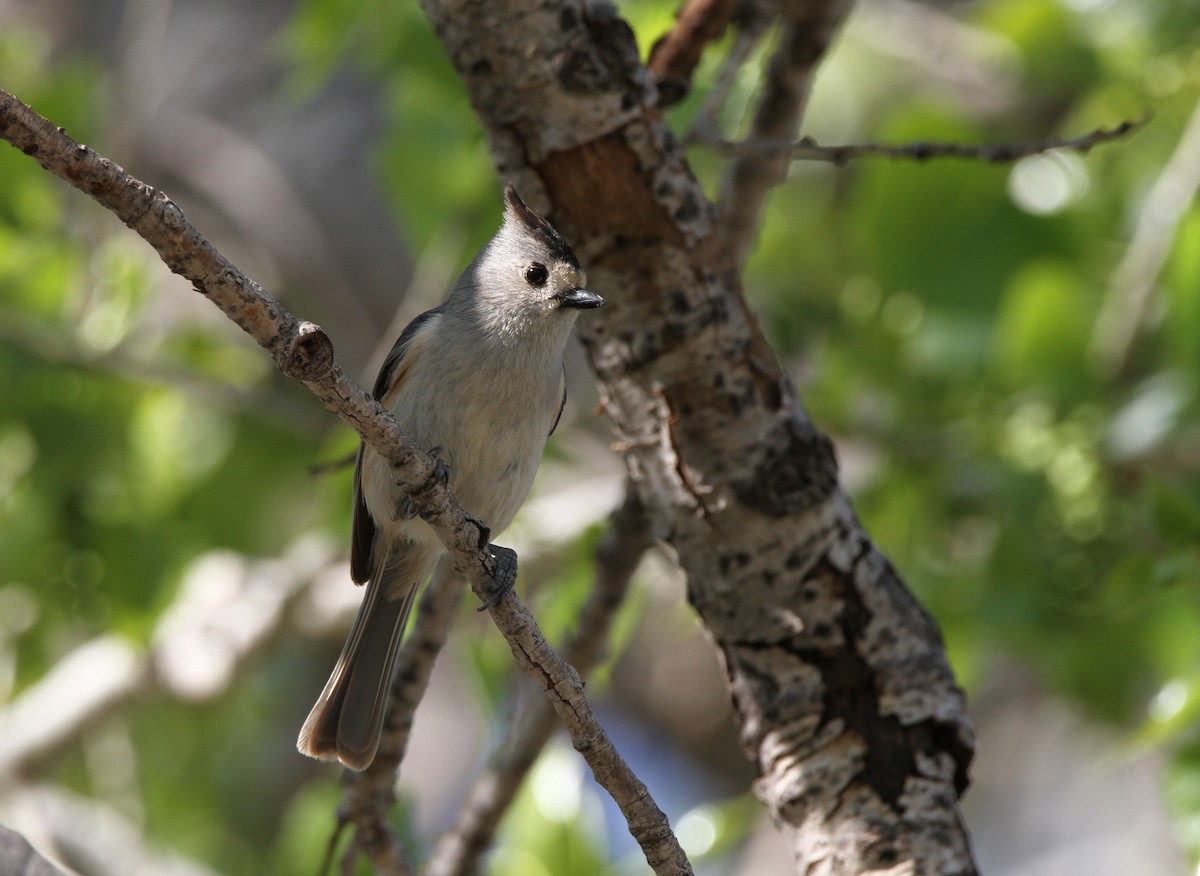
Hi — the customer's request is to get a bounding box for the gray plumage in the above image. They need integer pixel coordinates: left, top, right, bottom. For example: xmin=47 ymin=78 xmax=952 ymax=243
xmin=297 ymin=186 xmax=603 ymax=770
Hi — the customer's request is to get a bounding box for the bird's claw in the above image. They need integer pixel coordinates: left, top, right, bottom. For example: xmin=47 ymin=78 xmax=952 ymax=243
xmin=429 ymin=450 xmax=450 ymax=488
xmin=477 ymin=545 xmax=517 ymax=612
xmin=395 ymin=452 xmax=451 ymax=522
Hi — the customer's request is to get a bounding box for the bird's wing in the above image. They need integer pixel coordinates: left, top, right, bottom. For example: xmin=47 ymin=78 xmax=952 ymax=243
xmin=351 ymin=307 xmax=443 ymax=585
xmin=548 ymin=364 xmax=567 ymax=437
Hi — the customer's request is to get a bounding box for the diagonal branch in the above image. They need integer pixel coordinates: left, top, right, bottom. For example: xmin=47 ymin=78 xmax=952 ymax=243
xmin=717 ymin=0 xmax=855 ymax=266
xmin=0 ymin=87 xmax=691 ymax=876
xmin=681 ymin=0 xmax=775 ymax=148
xmin=647 ymin=0 xmax=738 ymax=108
xmin=426 ymin=485 xmax=653 ymax=876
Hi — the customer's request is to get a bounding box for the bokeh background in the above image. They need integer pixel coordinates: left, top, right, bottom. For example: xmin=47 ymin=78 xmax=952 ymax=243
xmin=1 ymin=0 xmax=1199 ymax=873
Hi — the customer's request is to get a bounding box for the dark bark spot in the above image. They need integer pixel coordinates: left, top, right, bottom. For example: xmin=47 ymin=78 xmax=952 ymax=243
xmin=798 ymin=572 xmax=913 ymax=807
xmin=908 ymin=714 xmax=974 ymax=795
xmin=559 ymin=49 xmax=613 ymax=92
xmin=791 ymin=559 xmax=973 ymax=809
xmin=655 ymin=78 xmax=687 ymax=107
xmin=469 ymin=57 xmax=492 ymax=76
xmin=733 ymin=416 xmax=838 ymax=516
xmin=668 ymin=290 xmax=689 ymax=314
xmin=673 ymin=191 xmax=699 ymax=223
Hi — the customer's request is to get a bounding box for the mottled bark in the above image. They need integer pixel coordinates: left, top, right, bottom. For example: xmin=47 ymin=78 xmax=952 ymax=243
xmin=418 ymin=0 xmax=978 ymax=871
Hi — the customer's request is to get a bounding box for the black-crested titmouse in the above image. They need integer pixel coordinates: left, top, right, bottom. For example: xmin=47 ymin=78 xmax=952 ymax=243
xmin=297 ymin=186 xmax=603 ymax=771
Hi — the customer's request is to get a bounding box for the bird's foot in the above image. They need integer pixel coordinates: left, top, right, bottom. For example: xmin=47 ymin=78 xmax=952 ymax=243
xmin=428 ymin=448 xmax=449 ymax=487
xmin=396 ymin=451 xmax=451 ymax=521
xmin=477 ymin=545 xmax=518 ymax=611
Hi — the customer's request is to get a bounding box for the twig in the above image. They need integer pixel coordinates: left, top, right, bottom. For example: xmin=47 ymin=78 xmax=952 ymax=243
xmin=647 ymin=0 xmax=738 ymax=108
xmin=426 ymin=486 xmax=653 ymax=876
xmin=717 ymin=0 xmax=855 ymax=266
xmin=1090 ymin=101 xmax=1200 ymax=376
xmin=0 ymin=88 xmax=692 ymax=876
xmin=336 ymin=558 xmax=464 ymax=876
xmin=702 ymin=115 xmax=1150 ymax=164
xmin=680 ymin=2 xmax=773 ymax=148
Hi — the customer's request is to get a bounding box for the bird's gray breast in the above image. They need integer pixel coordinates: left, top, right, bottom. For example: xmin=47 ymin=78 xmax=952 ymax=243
xmin=389 ymin=339 xmax=561 ymax=534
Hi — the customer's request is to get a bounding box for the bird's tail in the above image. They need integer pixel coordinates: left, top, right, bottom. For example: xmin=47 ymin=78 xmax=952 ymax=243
xmin=297 ymin=543 xmax=428 ymax=771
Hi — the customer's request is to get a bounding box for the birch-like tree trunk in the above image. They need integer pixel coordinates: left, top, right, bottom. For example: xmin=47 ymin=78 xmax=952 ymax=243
xmin=418 ymin=0 xmax=979 ymax=872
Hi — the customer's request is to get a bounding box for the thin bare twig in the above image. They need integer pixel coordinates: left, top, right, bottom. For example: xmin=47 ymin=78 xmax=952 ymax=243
xmin=681 ymin=2 xmax=774 ymax=148
xmin=426 ymin=486 xmax=653 ymax=876
xmin=647 ymin=0 xmax=738 ymax=108
xmin=0 ymin=88 xmax=691 ymax=876
xmin=718 ymin=0 xmax=855 ymax=266
xmin=702 ymin=115 xmax=1150 ymax=164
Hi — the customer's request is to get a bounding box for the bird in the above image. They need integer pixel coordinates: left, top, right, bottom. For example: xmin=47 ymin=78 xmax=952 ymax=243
xmin=297 ymin=185 xmax=604 ymax=771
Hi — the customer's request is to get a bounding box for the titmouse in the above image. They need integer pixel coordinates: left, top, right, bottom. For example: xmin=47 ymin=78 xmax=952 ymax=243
xmin=297 ymin=185 xmax=603 ymax=771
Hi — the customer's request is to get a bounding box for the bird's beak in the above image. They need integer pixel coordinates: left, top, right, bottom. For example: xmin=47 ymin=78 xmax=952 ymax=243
xmin=554 ymin=288 xmax=605 ymax=309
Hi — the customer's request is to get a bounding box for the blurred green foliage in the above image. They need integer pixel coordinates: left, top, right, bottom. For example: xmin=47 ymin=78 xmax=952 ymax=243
xmin=2 ymin=0 xmax=1200 ymax=872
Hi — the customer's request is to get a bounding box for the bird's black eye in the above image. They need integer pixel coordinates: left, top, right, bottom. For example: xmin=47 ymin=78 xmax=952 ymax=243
xmin=525 ymin=262 xmax=549 ymax=287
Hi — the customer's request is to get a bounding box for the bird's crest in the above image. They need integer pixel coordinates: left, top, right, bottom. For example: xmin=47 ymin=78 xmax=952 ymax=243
xmin=503 ymin=184 xmax=581 ymax=270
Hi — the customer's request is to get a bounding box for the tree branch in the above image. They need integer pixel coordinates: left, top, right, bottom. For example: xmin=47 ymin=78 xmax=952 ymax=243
xmin=417 ymin=0 xmax=978 ymax=870
xmin=0 ymin=88 xmax=692 ymax=876
xmin=717 ymin=0 xmax=855 ymax=266
xmin=647 ymin=0 xmax=738 ymax=108
xmin=681 ymin=2 xmax=774 ymax=149
xmin=426 ymin=485 xmax=653 ymax=876
xmin=701 ymin=115 xmax=1150 ymax=164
